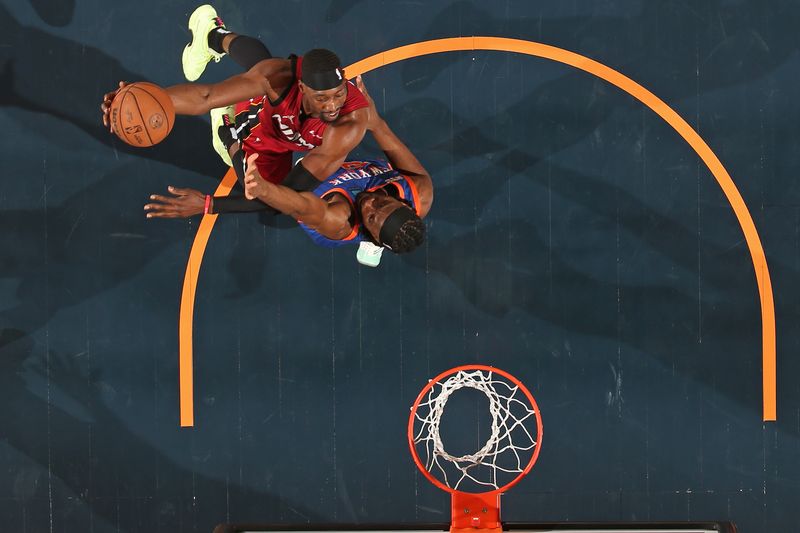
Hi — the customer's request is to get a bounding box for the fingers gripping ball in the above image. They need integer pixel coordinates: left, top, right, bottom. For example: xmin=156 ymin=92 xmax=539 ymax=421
xmin=109 ymin=82 xmax=175 ymax=147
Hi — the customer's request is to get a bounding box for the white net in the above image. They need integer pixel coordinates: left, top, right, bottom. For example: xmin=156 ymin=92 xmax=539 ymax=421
xmin=411 ymin=368 xmax=540 ymax=493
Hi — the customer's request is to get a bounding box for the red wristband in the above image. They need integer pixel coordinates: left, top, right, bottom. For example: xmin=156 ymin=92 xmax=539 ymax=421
xmin=203 ymin=194 xmax=212 ymax=215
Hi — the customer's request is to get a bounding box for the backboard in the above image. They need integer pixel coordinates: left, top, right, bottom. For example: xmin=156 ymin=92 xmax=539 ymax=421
xmin=212 ymin=522 xmax=738 ymax=533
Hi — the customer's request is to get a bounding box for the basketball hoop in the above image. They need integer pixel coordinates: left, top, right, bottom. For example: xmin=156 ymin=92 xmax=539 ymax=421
xmin=408 ymin=365 xmax=543 ymax=533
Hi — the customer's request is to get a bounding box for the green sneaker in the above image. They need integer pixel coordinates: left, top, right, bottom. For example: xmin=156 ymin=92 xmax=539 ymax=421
xmin=356 ymin=241 xmax=384 ymax=267
xmin=182 ymin=5 xmax=227 ymax=81
xmin=210 ymin=106 xmax=235 ymax=166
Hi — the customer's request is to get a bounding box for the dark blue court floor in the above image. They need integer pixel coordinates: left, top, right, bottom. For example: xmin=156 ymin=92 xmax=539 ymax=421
xmin=1 ymin=1 xmax=800 ymax=532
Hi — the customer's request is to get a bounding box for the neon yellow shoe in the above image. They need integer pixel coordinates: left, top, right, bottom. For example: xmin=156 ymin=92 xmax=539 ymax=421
xmin=182 ymin=5 xmax=227 ymax=81
xmin=210 ymin=106 xmax=235 ymax=166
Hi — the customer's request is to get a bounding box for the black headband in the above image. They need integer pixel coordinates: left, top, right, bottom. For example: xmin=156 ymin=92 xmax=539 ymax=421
xmin=301 ymin=67 xmax=345 ymax=91
xmin=379 ymin=206 xmax=418 ymax=249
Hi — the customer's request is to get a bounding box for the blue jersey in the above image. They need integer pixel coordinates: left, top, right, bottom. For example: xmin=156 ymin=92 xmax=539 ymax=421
xmin=299 ymin=159 xmax=421 ymax=248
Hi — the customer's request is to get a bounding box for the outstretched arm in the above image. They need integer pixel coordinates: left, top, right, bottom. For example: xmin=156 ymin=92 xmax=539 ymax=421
xmin=244 ymin=154 xmax=353 ymax=238
xmin=166 ymin=60 xmax=282 ymax=115
xmin=356 ymin=76 xmax=433 ymax=217
xmin=143 ymin=186 xmax=275 ymax=218
xmin=101 ymin=58 xmax=290 ymax=128
xmin=243 ymin=154 xmax=328 ymax=223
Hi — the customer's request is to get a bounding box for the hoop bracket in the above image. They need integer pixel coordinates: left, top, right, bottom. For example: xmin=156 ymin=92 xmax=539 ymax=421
xmin=409 ymin=365 xmax=543 ymax=533
xmin=451 ymin=492 xmax=501 ymax=531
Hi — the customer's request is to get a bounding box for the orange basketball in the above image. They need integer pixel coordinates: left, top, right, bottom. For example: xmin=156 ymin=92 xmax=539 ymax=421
xmin=109 ymin=82 xmax=175 ymax=147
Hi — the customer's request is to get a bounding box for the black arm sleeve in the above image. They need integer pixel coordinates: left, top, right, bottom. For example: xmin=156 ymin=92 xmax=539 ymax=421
xmin=228 ymin=35 xmax=272 ymax=70
xmin=282 ymin=160 xmax=320 ymax=191
xmin=211 ymin=147 xmax=279 ymax=214
xmin=212 ymin=195 xmax=279 ymax=214
xmin=212 ymin=151 xmax=319 ymax=215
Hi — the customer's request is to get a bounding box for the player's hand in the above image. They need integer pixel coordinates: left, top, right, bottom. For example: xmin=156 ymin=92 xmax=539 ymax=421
xmin=144 ymin=186 xmax=207 ymax=218
xmin=101 ymin=81 xmax=129 ymax=133
xmin=355 ymin=75 xmax=381 ymax=131
xmin=244 ymin=153 xmax=268 ymax=200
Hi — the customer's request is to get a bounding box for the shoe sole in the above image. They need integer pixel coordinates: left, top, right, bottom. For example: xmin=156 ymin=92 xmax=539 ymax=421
xmin=357 ymin=243 xmax=384 ymax=267
xmin=182 ymin=5 xmax=221 ymax=81
xmin=210 ymin=106 xmax=235 ymax=166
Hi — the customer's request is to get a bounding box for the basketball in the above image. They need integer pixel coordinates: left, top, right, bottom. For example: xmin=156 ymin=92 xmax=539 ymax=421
xmin=109 ymin=82 xmax=175 ymax=147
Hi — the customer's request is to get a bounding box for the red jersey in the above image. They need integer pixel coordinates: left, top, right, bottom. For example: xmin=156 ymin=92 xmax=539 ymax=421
xmin=232 ymin=55 xmax=369 ymax=183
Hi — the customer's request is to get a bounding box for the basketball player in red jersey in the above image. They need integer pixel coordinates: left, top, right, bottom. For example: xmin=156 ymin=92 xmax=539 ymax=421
xmin=145 ymin=76 xmax=432 ymax=258
xmin=100 ymin=4 xmax=390 ymax=261
xmin=144 ymin=75 xmax=433 ymax=267
xmin=100 ymin=7 xmax=369 ymax=208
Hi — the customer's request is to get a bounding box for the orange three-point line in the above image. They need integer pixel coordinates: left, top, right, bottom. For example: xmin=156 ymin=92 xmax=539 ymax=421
xmin=178 ymin=37 xmax=776 ymax=427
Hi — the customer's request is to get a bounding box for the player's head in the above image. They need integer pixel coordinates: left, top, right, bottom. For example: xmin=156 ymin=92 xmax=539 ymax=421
xmin=356 ymin=190 xmax=426 ymax=253
xmin=299 ymin=49 xmax=347 ymax=123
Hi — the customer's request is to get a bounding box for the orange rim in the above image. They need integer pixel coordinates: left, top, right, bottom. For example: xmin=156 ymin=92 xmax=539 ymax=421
xmin=407 ymin=364 xmax=543 ymax=495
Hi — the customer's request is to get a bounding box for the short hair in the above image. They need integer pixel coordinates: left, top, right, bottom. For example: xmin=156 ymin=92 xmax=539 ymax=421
xmin=301 ymin=49 xmax=343 ymax=89
xmin=383 ymin=212 xmax=426 ymax=254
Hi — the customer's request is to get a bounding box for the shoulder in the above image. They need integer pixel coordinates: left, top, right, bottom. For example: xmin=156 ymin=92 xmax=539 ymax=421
xmin=318 ymin=109 xmax=369 ymax=154
xmin=335 ymin=107 xmax=368 ymax=126
xmin=325 ymin=107 xmax=368 ymax=135
xmin=400 ymin=171 xmax=433 ymax=218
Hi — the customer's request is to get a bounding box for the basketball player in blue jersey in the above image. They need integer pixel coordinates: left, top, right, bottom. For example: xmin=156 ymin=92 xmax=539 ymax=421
xmin=145 ymin=77 xmax=433 ymax=263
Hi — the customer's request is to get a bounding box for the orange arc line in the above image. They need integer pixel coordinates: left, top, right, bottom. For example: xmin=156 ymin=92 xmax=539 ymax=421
xmin=178 ymin=37 xmax=776 ymax=426
xmin=179 ymin=167 xmax=238 ymax=427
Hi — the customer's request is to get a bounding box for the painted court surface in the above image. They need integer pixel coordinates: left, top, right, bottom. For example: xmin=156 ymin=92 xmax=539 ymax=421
xmin=2 ymin=1 xmax=800 ymax=532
